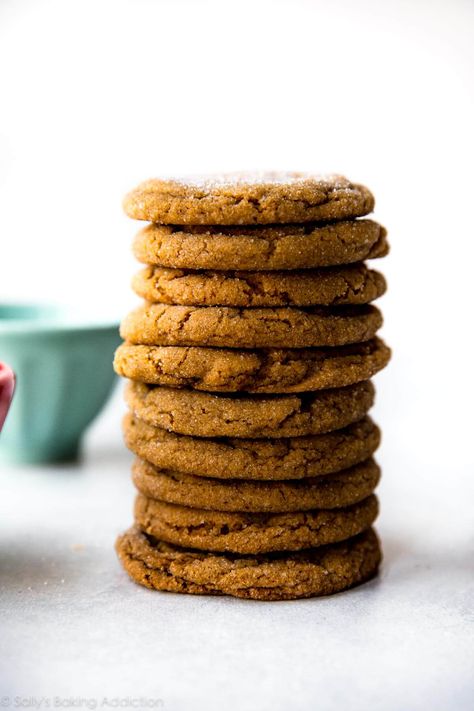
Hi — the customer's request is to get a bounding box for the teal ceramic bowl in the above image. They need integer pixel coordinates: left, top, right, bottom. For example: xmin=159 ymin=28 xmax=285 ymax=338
xmin=0 ymin=303 xmax=121 ymax=464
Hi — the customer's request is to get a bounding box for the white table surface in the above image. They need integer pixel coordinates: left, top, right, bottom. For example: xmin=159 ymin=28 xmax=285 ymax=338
xmin=1 ymin=385 xmax=473 ymax=711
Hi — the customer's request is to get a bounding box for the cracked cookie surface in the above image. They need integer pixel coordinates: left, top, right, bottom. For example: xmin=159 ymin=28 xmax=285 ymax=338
xmin=133 ymin=220 xmax=388 ymax=271
xmin=125 ymin=380 xmax=375 ymax=438
xmin=132 ymin=263 xmax=386 ymax=307
xmin=132 ymin=457 xmax=380 ymax=513
xmin=134 ymin=493 xmax=378 ymax=554
xmin=123 ymin=172 xmax=375 ymax=225
xmin=120 ymin=303 xmax=382 ymax=349
xmin=116 ymin=526 xmax=382 ymax=600
xmin=123 ymin=414 xmax=380 ymax=480
xmin=114 ymin=338 xmax=390 ymax=393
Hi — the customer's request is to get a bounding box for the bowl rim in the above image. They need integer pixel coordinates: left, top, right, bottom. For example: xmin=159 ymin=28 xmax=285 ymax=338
xmin=0 ymin=302 xmax=120 ymax=334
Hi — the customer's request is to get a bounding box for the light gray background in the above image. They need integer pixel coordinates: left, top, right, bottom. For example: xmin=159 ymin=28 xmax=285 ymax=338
xmin=1 ymin=396 xmax=473 ymax=710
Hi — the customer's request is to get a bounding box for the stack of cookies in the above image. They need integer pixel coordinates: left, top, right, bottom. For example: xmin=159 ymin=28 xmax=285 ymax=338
xmin=114 ymin=172 xmax=390 ymax=601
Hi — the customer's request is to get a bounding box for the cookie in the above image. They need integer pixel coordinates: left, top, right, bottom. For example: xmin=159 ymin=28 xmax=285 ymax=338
xmin=132 ymin=457 xmax=380 ymax=513
xmin=132 ymin=263 xmax=386 ymax=308
xmin=123 ymin=414 xmax=380 ymax=480
xmin=123 ymin=172 xmax=375 ymax=225
xmin=134 ymin=493 xmax=378 ymax=554
xmin=116 ymin=526 xmax=381 ymax=600
xmin=114 ymin=337 xmax=390 ymax=393
xmin=133 ymin=220 xmax=389 ymax=271
xmin=125 ymin=380 xmax=375 ymax=439
xmin=120 ymin=303 xmax=382 ymax=349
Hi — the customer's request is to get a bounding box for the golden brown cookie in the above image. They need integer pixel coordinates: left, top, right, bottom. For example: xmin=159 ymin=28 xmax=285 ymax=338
xmin=123 ymin=172 xmax=375 ymax=225
xmin=132 ymin=457 xmax=380 ymax=513
xmin=123 ymin=414 xmax=381 ymax=480
xmin=120 ymin=303 xmax=382 ymax=349
xmin=134 ymin=493 xmax=378 ymax=554
xmin=132 ymin=264 xmax=386 ymax=307
xmin=133 ymin=220 xmax=388 ymax=271
xmin=116 ymin=526 xmax=382 ymax=600
xmin=125 ymin=380 xmax=375 ymax=439
xmin=114 ymin=338 xmax=390 ymax=393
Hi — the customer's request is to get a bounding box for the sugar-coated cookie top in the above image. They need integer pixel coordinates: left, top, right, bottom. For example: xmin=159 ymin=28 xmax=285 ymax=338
xmin=123 ymin=171 xmax=375 ymax=225
xmin=157 ymin=171 xmax=350 ymax=189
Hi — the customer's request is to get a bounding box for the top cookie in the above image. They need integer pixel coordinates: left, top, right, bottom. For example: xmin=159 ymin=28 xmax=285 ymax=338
xmin=123 ymin=172 xmax=375 ymax=225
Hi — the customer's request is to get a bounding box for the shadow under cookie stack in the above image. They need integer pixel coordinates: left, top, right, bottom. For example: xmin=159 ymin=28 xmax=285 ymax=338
xmin=114 ymin=172 xmax=390 ymax=601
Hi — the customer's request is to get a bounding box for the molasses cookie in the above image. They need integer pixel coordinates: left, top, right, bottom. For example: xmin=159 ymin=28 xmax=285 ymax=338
xmin=123 ymin=414 xmax=381 ymax=480
xmin=132 ymin=263 xmax=386 ymax=307
xmin=132 ymin=457 xmax=380 ymax=513
xmin=125 ymin=380 xmax=375 ymax=438
xmin=123 ymin=172 xmax=375 ymax=225
xmin=134 ymin=493 xmax=378 ymax=554
xmin=133 ymin=220 xmax=388 ymax=271
xmin=114 ymin=338 xmax=390 ymax=393
xmin=120 ymin=303 xmax=383 ymax=349
xmin=116 ymin=526 xmax=382 ymax=600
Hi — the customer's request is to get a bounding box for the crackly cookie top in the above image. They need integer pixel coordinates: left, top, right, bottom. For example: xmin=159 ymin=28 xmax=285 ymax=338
xmin=123 ymin=171 xmax=375 ymax=225
xmin=123 ymin=413 xmax=381 ymax=481
xmin=124 ymin=379 xmax=375 ymax=439
xmin=132 ymin=457 xmax=381 ymax=513
xmin=133 ymin=220 xmax=389 ymax=271
xmin=133 ymin=492 xmax=379 ymax=554
xmin=131 ymin=263 xmax=387 ymax=308
xmin=114 ymin=338 xmax=391 ymax=394
xmin=120 ymin=303 xmax=383 ymax=349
